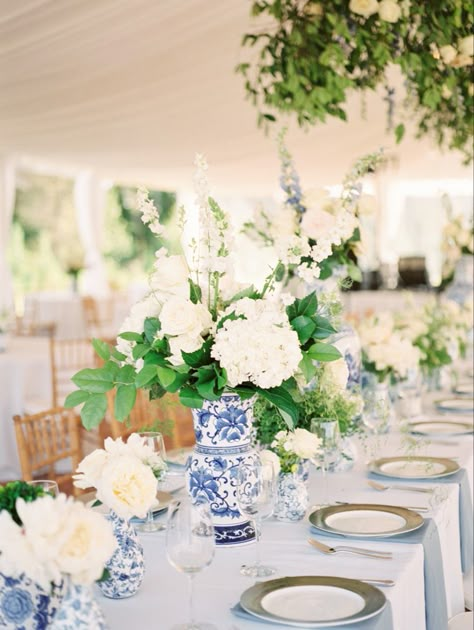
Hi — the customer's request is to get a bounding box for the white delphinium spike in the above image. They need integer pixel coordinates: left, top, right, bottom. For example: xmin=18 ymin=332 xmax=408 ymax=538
xmin=137 ymin=188 xmax=164 ymax=236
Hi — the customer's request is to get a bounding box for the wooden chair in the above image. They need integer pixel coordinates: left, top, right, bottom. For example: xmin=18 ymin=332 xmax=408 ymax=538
xmin=50 ymin=337 xmax=96 ymax=407
xmin=15 ymin=299 xmax=56 ymax=338
xmin=81 ymin=295 xmax=116 ymax=339
xmin=103 ymin=389 xmax=195 ymax=452
xmin=13 ymin=407 xmax=83 ymax=496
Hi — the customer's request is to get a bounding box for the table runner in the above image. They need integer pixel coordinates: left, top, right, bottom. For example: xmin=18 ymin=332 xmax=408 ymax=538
xmin=311 ymin=518 xmax=447 ymax=630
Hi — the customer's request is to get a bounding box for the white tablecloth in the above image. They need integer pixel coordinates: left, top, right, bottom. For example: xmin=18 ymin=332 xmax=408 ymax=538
xmin=0 ymin=336 xmax=51 ymax=479
xmin=99 ymin=425 xmax=473 ymax=629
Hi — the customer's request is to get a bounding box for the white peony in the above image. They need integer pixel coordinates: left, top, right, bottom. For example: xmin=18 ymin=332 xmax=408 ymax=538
xmin=289 ymin=428 xmax=322 ymax=459
xmin=73 ymin=448 xmax=108 ymax=489
xmin=349 ymin=0 xmax=379 ymax=17
xmin=439 ymin=44 xmax=458 ymax=65
xmin=168 ymin=334 xmax=205 ymax=366
xmin=301 ymin=208 xmax=337 ymax=241
xmin=320 ymin=358 xmax=349 ymax=391
xmin=358 ymin=312 xmax=394 ymax=346
xmin=159 ymin=297 xmax=212 ymax=338
xmin=458 ymin=35 xmax=474 ymax=57
xmin=150 ymin=251 xmax=190 ymax=298
xmin=96 ymin=454 xmax=157 ymax=520
xmin=259 ymin=449 xmax=281 ymax=477
xmin=378 ymin=0 xmax=401 ymax=23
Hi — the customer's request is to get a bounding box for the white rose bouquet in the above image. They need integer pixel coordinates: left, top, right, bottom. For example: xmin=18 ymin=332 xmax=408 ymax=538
xmin=356 ymin=312 xmax=421 ymax=383
xmin=261 ymin=428 xmax=321 ymax=474
xmin=73 ymin=433 xmax=166 ymax=520
xmin=66 ymin=156 xmax=342 ymax=431
xmin=0 ymin=493 xmax=116 ymax=590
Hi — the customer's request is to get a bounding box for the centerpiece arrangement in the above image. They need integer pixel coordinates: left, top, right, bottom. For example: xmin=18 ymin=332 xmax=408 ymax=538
xmin=73 ymin=433 xmax=166 ymax=596
xmin=440 ymin=197 xmax=474 ymax=300
xmin=0 ymin=482 xmax=116 ymax=629
xmin=66 ymin=155 xmax=342 ymax=546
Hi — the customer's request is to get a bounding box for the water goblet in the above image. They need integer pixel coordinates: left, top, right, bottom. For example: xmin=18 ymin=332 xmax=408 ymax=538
xmin=136 ymin=431 xmax=167 ymax=533
xmin=235 ymin=461 xmax=277 ymax=578
xmin=166 ymin=498 xmax=216 ymax=630
xmin=27 ymin=480 xmax=59 ymax=497
xmin=362 ymin=385 xmax=394 ymax=434
xmin=309 ymin=419 xmax=341 ymax=507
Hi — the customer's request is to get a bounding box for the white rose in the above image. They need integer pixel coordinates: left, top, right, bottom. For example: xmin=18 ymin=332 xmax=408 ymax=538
xmin=439 ymin=45 xmax=458 ymax=65
xmin=349 ymin=0 xmax=379 ymax=17
xmin=150 ymin=252 xmax=189 ymax=298
xmin=451 ymin=54 xmax=473 ymax=68
xmin=291 ymin=428 xmax=322 ymax=459
xmin=259 ymin=449 xmax=281 ymax=477
xmin=159 ymin=297 xmax=212 ymax=338
xmin=168 ymin=334 xmax=205 ymax=366
xmin=96 ymin=454 xmax=157 ymax=520
xmin=73 ymin=449 xmax=109 ymax=489
xmin=301 ymin=208 xmax=337 ymax=240
xmin=458 ymin=35 xmax=474 ymax=57
xmin=126 ymin=433 xmax=167 ymax=476
xmin=56 ymin=501 xmax=116 ymax=585
xmin=378 ymin=0 xmax=401 ymax=23
xmin=320 ymin=358 xmax=349 ymax=391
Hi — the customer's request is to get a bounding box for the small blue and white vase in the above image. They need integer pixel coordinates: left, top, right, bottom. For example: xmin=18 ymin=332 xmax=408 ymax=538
xmin=274 ymin=469 xmax=309 ymax=522
xmin=51 ymin=582 xmax=107 ymax=629
xmin=186 ymin=393 xmax=259 ymax=547
xmin=331 ymin=322 xmax=362 ymax=390
xmin=97 ymin=511 xmax=144 ymax=599
xmin=0 ymin=573 xmax=63 ymax=629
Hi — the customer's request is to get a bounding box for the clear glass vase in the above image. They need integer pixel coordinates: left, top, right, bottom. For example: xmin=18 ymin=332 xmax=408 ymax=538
xmin=362 ymin=381 xmax=396 ymax=434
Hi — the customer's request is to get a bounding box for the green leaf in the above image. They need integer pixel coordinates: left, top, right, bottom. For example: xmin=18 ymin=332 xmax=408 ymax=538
xmin=80 ymin=394 xmax=108 ymax=430
xmin=307 ymin=342 xmax=342 ymax=362
xmin=118 ymin=331 xmax=143 ymax=343
xmin=179 ymin=387 xmax=204 ymax=408
xmin=298 ymin=354 xmax=317 ymax=383
xmin=181 ymin=338 xmax=212 ymax=368
xmin=157 ymin=366 xmax=176 ymax=389
xmin=346 ymin=262 xmax=362 ymax=283
xmin=116 ymin=364 xmax=136 ymax=384
xmin=92 ymin=338 xmax=110 ymax=361
xmin=111 ymin=348 xmax=126 ymax=361
xmin=71 ymin=367 xmax=115 ymax=393
xmin=64 ymin=390 xmax=91 ymax=408
xmin=196 ymin=378 xmax=221 ymax=401
xmin=144 ymin=317 xmax=161 ymax=343
xmin=291 ymin=315 xmax=316 ymax=344
xmin=132 ymin=344 xmax=150 ymax=361
xmin=189 ymin=279 xmax=202 ymax=304
xmin=163 ymin=371 xmax=189 ymax=393
xmin=312 ymin=315 xmax=337 ymax=340
xmin=226 ymin=284 xmax=259 ymax=304
xmin=231 ymin=386 xmax=256 ymax=400
xmin=256 ymin=386 xmax=298 ymax=429
xmin=144 ymin=352 xmax=171 ymax=367
xmin=135 ymin=365 xmax=158 ymax=388
xmin=114 ymin=385 xmax=137 ymax=422
xmin=296 ymin=292 xmax=318 ymax=317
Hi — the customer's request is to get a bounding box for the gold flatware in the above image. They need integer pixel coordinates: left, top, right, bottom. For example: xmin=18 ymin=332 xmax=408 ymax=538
xmin=368 ymin=480 xmax=434 ymax=494
xmin=307 ymin=538 xmax=393 ymax=560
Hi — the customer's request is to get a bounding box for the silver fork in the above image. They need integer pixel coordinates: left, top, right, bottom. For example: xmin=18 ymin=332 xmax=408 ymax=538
xmin=308 ymin=538 xmax=393 ymax=560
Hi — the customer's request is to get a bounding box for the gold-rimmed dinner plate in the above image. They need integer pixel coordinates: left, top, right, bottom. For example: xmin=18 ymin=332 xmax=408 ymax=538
xmin=309 ymin=504 xmax=423 ymax=538
xmin=369 ymin=456 xmax=460 ymax=479
xmin=408 ymin=420 xmax=473 ymax=437
xmin=240 ymin=576 xmax=386 ymax=627
xmin=453 ymin=383 xmax=474 ymax=397
xmin=81 ymin=490 xmax=173 ymax=519
xmin=435 ymin=397 xmax=474 ymax=413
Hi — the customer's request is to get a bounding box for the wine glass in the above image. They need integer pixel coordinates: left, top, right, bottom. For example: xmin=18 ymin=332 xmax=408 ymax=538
xmin=166 ymin=498 xmax=216 ymax=630
xmin=309 ymin=419 xmax=341 ymax=507
xmin=235 ymin=461 xmax=276 ymax=578
xmin=136 ymin=431 xmax=167 ymax=533
xmin=28 ymin=480 xmax=59 ymax=497
xmin=362 ymin=385 xmax=394 ymax=434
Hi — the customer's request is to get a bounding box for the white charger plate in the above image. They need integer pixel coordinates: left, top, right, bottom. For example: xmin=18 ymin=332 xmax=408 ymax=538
xmin=369 ymin=456 xmax=459 ymax=479
xmin=408 ymin=420 xmax=473 ymax=437
xmin=240 ymin=576 xmax=386 ymax=627
xmin=435 ymin=398 xmax=474 ymax=413
xmin=309 ymin=504 xmax=423 ymax=538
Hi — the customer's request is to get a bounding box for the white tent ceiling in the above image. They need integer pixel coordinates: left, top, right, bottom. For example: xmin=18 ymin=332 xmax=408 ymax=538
xmin=0 ymin=0 xmax=472 ymax=195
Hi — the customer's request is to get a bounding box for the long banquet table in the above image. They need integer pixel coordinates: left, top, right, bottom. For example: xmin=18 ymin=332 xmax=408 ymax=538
xmin=98 ymin=399 xmax=473 ymax=630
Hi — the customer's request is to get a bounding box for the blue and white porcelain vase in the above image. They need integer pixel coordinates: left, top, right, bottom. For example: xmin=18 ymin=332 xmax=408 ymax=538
xmin=274 ymin=469 xmax=309 ymax=522
xmin=445 ymin=254 xmax=474 ymax=305
xmin=331 ymin=322 xmax=362 ymax=390
xmin=97 ymin=511 xmax=144 ymax=599
xmin=0 ymin=573 xmax=63 ymax=629
xmin=51 ymin=582 xmax=107 ymax=629
xmin=186 ymin=393 xmax=259 ymax=547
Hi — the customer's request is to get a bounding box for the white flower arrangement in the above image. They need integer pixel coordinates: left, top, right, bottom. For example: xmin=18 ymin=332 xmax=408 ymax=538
xmin=74 ymin=434 xmax=166 ymax=520
xmin=356 ymin=312 xmax=421 ymax=382
xmin=66 ymin=156 xmax=342 ymax=431
xmin=440 ymin=195 xmax=474 ymax=283
xmin=261 ymin=428 xmax=322 ymax=474
xmin=0 ymin=494 xmax=116 ymax=590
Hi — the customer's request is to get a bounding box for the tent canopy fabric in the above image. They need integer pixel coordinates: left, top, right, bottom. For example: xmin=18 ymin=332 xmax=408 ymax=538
xmin=0 ymin=0 xmax=472 ymax=195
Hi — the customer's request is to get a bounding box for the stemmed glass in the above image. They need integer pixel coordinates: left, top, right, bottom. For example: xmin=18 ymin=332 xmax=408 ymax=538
xmin=166 ymin=498 xmax=216 ymax=630
xmin=309 ymin=419 xmax=341 ymax=507
xmin=235 ymin=461 xmax=276 ymax=578
xmin=136 ymin=431 xmax=167 ymax=533
xmin=28 ymin=480 xmax=59 ymax=497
